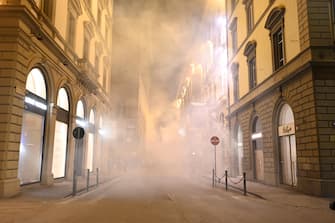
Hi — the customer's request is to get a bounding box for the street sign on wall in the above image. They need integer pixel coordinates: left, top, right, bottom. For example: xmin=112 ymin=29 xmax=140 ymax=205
xmin=210 ymin=136 xmax=220 ymax=146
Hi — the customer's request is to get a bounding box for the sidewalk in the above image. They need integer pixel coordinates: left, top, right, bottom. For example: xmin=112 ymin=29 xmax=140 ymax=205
xmin=215 ymin=177 xmax=334 ymax=210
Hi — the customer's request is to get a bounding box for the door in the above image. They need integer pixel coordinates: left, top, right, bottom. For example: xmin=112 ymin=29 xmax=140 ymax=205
xmin=280 ymin=135 xmax=297 ymax=186
xmin=254 ymin=142 xmax=264 ymax=181
xmin=278 ymin=104 xmax=297 ymax=187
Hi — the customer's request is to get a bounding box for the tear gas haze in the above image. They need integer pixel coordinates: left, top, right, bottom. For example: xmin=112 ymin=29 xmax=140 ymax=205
xmin=109 ymin=0 xmax=229 ymax=180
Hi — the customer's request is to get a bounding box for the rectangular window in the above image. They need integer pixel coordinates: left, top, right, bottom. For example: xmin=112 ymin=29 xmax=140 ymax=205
xmin=233 ymin=74 xmax=239 ymax=103
xmin=230 ymin=18 xmax=238 ymax=53
xmin=83 ymin=37 xmax=89 ymax=60
xmin=42 ymin=0 xmax=53 ymax=19
xmin=248 ymin=58 xmax=257 ymax=89
xmin=95 ymin=54 xmax=99 ymax=71
xmin=232 ymin=27 xmax=237 ymax=53
xmin=273 ymin=28 xmax=284 ymax=70
xmin=97 ymin=8 xmax=102 ymax=28
xmin=103 ymin=68 xmax=107 ymax=89
xmin=246 ymin=1 xmax=254 ymax=33
xmin=231 ymin=0 xmax=236 ymax=11
xmin=67 ymin=13 xmax=76 ymax=49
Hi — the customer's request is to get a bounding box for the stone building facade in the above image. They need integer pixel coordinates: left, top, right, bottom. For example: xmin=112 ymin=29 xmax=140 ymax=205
xmin=0 ymin=0 xmax=113 ymax=197
xmin=227 ymin=0 xmax=335 ymax=196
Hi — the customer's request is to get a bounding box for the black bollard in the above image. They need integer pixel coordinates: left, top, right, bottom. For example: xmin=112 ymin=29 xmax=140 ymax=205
xmin=243 ymin=172 xmax=247 ymax=196
xmin=87 ymin=169 xmax=90 ymax=192
xmin=225 ymin=170 xmax=228 ymax=191
xmin=96 ymin=168 xmax=99 ymax=186
xmin=212 ymin=169 xmax=215 ymax=188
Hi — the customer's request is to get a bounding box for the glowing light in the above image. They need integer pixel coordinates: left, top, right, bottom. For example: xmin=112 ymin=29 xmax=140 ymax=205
xmin=216 ymin=16 xmax=225 ymax=26
xmin=98 ymin=128 xmax=109 ymax=136
xmin=25 ymin=96 xmax=47 ymax=110
xmin=251 ymin=133 xmax=263 ymax=140
xmin=178 ymin=128 xmax=186 ymax=137
xmin=190 ymin=102 xmax=206 ymax=106
xmin=190 ymin=63 xmax=195 ymax=74
xmin=76 ymin=119 xmax=87 ymax=127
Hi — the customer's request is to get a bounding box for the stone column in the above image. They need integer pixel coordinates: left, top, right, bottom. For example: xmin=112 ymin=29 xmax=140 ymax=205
xmin=40 ymin=105 xmax=57 ymax=185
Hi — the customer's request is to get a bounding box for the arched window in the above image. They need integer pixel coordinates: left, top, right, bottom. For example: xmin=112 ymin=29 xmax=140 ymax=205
xmin=19 ymin=68 xmax=47 ymax=184
xmin=57 ymin=88 xmax=69 ymax=111
xmin=278 ymin=103 xmax=297 ymax=186
xmin=52 ymin=88 xmax=70 ymax=179
xmin=265 ymin=7 xmax=286 ymax=71
xmin=76 ymin=100 xmax=85 ymax=119
xmin=74 ymin=99 xmax=86 ymax=176
xmin=87 ymin=109 xmax=95 ymax=171
xmin=251 ymin=117 xmax=264 ymax=181
xmin=26 ymin=68 xmax=47 ymax=99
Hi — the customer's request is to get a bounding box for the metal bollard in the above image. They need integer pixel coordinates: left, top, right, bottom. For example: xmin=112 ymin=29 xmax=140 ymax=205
xmin=243 ymin=172 xmax=247 ymax=196
xmin=212 ymin=169 xmax=215 ymax=188
xmin=225 ymin=170 xmax=228 ymax=191
xmin=96 ymin=168 xmax=99 ymax=186
xmin=87 ymin=169 xmax=90 ymax=192
xmin=72 ymin=171 xmax=77 ymax=196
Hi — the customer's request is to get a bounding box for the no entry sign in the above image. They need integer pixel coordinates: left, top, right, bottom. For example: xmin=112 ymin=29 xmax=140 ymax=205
xmin=210 ymin=136 xmax=220 ymax=146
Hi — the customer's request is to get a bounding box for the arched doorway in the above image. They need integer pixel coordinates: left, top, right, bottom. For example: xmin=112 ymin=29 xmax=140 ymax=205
xmin=52 ymin=88 xmax=70 ymax=179
xmin=19 ymin=68 xmax=48 ymax=184
xmin=87 ymin=109 xmax=95 ymax=172
xmin=251 ymin=117 xmax=264 ymax=181
xmin=278 ymin=104 xmax=297 ymax=186
xmin=236 ymin=126 xmax=243 ymax=176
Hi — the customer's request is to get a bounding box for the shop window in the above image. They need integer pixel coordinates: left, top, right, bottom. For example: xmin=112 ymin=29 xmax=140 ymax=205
xmin=244 ymin=41 xmax=257 ymax=90
xmin=87 ymin=109 xmax=95 ymax=172
xmin=52 ymin=88 xmax=70 ymax=179
xmin=74 ymin=99 xmax=86 ymax=176
xmin=19 ymin=68 xmax=47 ymax=184
xmin=236 ymin=126 xmax=243 ymax=176
xmin=251 ymin=116 xmax=264 ymax=181
xmin=265 ymin=7 xmax=286 ymax=71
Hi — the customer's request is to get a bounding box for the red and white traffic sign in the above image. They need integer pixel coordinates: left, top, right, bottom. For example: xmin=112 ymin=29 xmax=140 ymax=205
xmin=210 ymin=136 xmax=220 ymax=146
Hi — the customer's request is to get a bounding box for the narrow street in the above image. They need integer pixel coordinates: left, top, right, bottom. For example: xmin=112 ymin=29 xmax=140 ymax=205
xmin=1 ymin=170 xmax=334 ymax=223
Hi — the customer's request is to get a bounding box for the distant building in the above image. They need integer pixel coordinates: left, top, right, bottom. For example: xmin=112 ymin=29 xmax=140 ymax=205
xmin=0 ymin=0 xmax=113 ymax=197
xmin=226 ymin=0 xmax=335 ymax=196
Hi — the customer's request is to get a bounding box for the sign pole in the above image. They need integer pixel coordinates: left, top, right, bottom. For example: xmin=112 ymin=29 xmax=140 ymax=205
xmin=214 ymin=145 xmax=217 ymax=181
xmin=72 ymin=127 xmax=85 ymax=196
xmin=210 ymin=136 xmax=220 ymax=186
